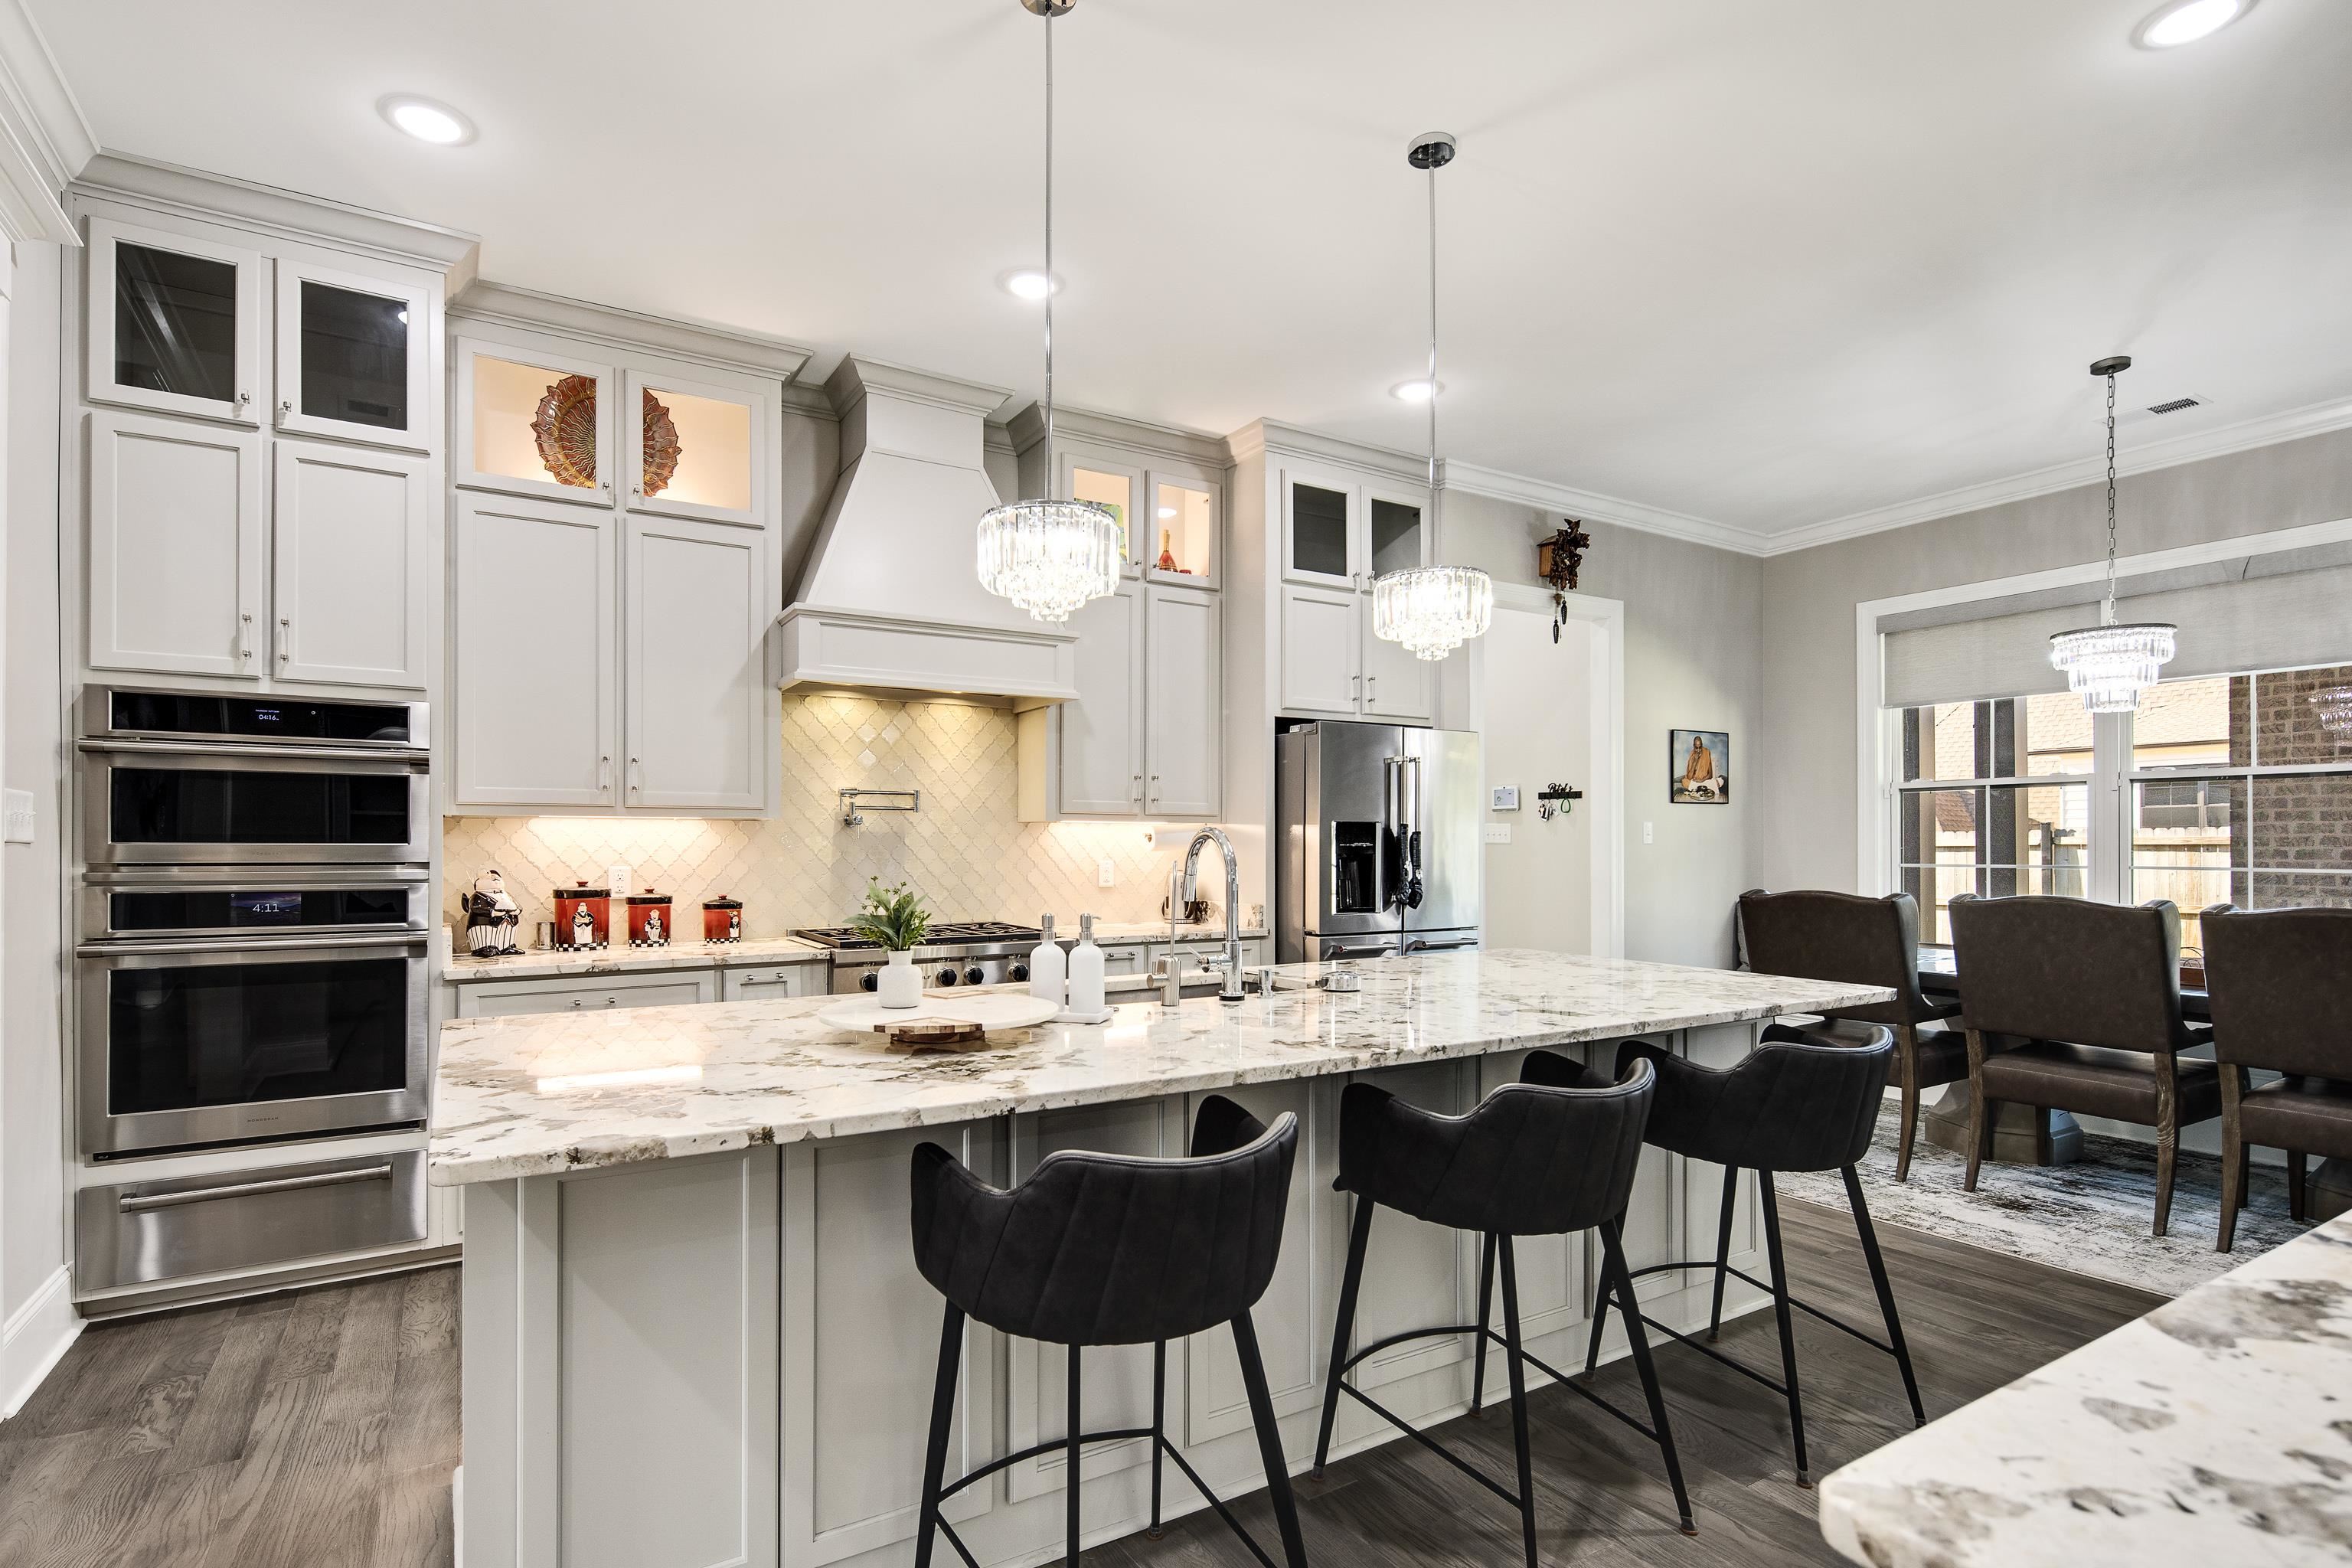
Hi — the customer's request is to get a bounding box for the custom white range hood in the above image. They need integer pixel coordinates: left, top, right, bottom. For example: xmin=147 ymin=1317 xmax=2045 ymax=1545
xmin=778 ymin=357 xmax=1078 ymax=703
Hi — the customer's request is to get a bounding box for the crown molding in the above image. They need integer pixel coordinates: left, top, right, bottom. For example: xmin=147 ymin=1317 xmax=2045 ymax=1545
xmin=822 ymin=354 xmax=1011 ymax=420
xmin=1437 ymin=459 xmax=1766 ymax=556
xmin=453 ymin=279 xmax=812 ymax=381
xmin=0 ymin=2 xmax=90 ymax=243
xmin=1004 ymin=400 xmax=1230 ymax=469
xmin=1223 ymin=418 xmax=1430 ymax=484
xmin=1764 ymin=393 xmax=2352 ymax=557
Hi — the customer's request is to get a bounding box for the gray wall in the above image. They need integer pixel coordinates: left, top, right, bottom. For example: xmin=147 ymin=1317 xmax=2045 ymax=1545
xmin=1751 ymin=424 xmax=2352 ymax=895
xmin=1445 ymin=490 xmax=1762 ymax=968
xmin=3 ymin=240 xmax=64 ymax=1333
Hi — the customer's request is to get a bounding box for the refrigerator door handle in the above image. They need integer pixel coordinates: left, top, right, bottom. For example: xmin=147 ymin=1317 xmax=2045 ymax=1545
xmin=1403 ymin=755 xmax=1426 ymax=909
xmin=1380 ymin=753 xmax=1402 ymax=910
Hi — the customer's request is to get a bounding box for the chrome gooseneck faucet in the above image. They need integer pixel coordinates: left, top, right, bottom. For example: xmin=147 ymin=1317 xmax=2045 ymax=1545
xmin=1159 ymin=827 xmax=1246 ymax=1003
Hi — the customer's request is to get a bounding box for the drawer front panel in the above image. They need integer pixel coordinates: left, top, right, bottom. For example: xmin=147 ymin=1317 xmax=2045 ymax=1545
xmin=77 ymin=1149 xmax=426 ymax=1292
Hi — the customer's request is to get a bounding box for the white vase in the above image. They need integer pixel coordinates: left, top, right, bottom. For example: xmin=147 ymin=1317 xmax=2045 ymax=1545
xmin=877 ymin=950 xmax=922 ymax=1009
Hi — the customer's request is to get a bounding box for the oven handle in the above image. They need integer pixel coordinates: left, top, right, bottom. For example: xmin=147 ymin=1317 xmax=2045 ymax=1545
xmin=82 ymin=933 xmax=429 ymax=956
xmin=77 ymin=739 xmax=429 ymax=765
xmin=119 ymin=1163 xmax=396 ymax=1214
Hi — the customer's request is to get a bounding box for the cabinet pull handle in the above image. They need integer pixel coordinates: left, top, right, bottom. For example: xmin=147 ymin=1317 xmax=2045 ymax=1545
xmin=599 ymin=755 xmax=612 ymax=795
xmin=238 ymin=612 xmax=253 ymax=662
xmin=237 ymin=390 xmax=251 ymax=412
xmin=119 ymin=1164 xmax=394 ymax=1213
xmin=605 ymin=996 xmax=619 ymax=1007
xmin=570 ymin=998 xmax=584 ymax=1008
xmin=276 ymin=616 xmax=291 ymax=665
xmin=1367 ymin=676 xmax=1377 ymax=702
xmin=278 ymin=398 xmax=293 ymax=420
xmin=628 ymin=756 xmax=642 ymax=798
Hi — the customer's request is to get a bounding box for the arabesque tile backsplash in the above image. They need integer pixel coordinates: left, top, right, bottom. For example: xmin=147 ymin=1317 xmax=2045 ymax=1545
xmin=441 ymin=695 xmax=1206 ymax=937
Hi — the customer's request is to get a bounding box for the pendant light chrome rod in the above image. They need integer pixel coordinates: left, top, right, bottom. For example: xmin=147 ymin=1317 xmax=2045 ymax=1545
xmin=1426 ymin=158 xmax=1438 ymax=500
xmin=1043 ymin=5 xmax=1056 ymax=497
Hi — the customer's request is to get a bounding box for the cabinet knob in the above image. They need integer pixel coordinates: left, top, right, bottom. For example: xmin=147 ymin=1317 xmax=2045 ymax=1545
xmin=237 ymin=390 xmax=251 ymax=410
xmin=570 ymin=998 xmax=584 ymax=1008
xmin=279 ymin=399 xmax=293 ymax=417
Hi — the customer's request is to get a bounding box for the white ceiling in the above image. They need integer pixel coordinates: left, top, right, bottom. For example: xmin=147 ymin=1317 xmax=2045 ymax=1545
xmin=28 ymin=0 xmax=2352 ymax=542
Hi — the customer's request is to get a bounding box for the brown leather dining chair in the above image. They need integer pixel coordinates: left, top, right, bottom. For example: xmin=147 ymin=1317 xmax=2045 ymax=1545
xmin=2200 ymin=904 xmax=2352 ymax=1253
xmin=1948 ymin=893 xmax=2221 ymax=1236
xmin=1738 ymin=889 xmax=1962 ymax=1181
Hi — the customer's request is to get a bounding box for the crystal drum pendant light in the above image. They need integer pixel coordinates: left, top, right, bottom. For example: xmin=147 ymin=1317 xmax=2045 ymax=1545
xmin=1374 ymin=132 xmax=1492 ymax=662
xmin=976 ymin=0 xmax=1122 ymax=623
xmin=2047 ymin=356 xmax=2176 ymax=713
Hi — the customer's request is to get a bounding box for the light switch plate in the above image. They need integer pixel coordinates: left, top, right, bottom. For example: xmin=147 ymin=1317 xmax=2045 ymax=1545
xmin=1642 ymin=821 xmax=1655 ymax=844
xmin=1096 ymin=858 xmax=1116 ymax=887
xmin=1483 ymin=823 xmax=1511 ymax=844
xmin=2 ymin=789 xmax=30 ymax=844
xmin=1490 ymin=785 xmax=1520 ymax=811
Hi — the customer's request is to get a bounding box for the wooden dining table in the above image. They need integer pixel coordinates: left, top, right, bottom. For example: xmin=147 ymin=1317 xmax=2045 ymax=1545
xmin=1910 ymin=946 xmax=2211 ymax=1167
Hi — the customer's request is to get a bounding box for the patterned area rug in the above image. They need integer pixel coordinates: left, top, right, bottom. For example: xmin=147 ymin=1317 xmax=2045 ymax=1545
xmin=1775 ymin=1100 xmax=2312 ymax=1298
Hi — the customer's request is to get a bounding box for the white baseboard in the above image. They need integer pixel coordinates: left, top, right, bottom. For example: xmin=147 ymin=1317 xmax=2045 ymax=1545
xmin=1 ymin=1264 xmax=81 ymax=1420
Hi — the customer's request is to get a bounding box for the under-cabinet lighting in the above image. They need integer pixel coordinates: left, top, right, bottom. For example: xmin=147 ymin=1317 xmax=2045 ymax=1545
xmin=379 ymin=94 xmax=476 ymax=145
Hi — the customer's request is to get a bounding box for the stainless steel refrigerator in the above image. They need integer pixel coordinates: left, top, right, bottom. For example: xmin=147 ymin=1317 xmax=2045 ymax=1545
xmin=1276 ymin=720 xmax=1481 ymax=964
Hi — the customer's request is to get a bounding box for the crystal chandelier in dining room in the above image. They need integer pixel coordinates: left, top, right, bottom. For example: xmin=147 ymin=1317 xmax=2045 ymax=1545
xmin=975 ymin=0 xmax=1123 ymax=623
xmin=1373 ymin=132 xmax=1493 ymax=662
xmin=2047 ymin=356 xmax=2176 ymax=712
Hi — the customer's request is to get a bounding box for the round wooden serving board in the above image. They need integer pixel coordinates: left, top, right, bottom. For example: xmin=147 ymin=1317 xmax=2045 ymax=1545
xmin=814 ymin=993 xmax=1060 ymax=1034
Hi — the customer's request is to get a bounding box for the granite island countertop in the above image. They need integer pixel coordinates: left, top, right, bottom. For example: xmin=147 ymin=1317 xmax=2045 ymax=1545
xmin=427 ymin=949 xmax=1888 ymax=1186
xmin=1818 ymin=1209 xmax=2352 ymax=1567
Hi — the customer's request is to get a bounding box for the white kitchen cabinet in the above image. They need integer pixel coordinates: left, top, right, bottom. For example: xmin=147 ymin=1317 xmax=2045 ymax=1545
xmin=454 ymin=969 xmax=720 ymax=1019
xmin=626 ymin=369 xmax=766 ymax=528
xmin=271 ymin=441 xmax=429 ymax=688
xmin=1279 ymin=583 xmax=1358 ymax=717
xmin=1361 ymin=607 xmax=1436 ymax=722
xmin=720 ymin=964 xmax=819 ymax=1001
xmin=272 ymin=257 xmax=433 ymax=452
xmin=454 ymin=335 xmax=618 ymax=504
xmin=624 ymin=514 xmax=770 ymax=812
xmin=1062 ymin=455 xmax=1145 ymax=577
xmin=83 ymin=216 xmax=266 ymax=426
xmin=86 ymin=410 xmax=264 ymax=678
xmin=1145 ymin=584 xmax=1220 ymax=817
xmin=452 ymin=492 xmax=616 ymax=809
xmin=1059 ymin=582 xmax=1144 ymax=815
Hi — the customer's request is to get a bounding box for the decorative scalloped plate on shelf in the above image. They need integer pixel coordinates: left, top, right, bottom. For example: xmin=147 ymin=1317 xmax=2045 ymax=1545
xmin=531 ymin=374 xmax=599 ymax=489
xmin=640 ymin=389 xmax=681 ymax=497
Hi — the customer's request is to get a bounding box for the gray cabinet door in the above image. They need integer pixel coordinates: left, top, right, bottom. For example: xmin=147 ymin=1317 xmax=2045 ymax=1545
xmin=1145 ymin=584 xmax=1220 ymax=818
xmin=1058 ymin=580 xmax=1143 ymax=816
xmin=1280 ymin=583 xmax=1359 ymax=717
xmin=87 ymin=410 xmax=263 ymax=678
xmin=624 ymin=513 xmax=770 ymax=812
xmin=452 ymin=492 xmax=615 ymax=808
xmin=272 ymin=440 xmax=428 ymax=688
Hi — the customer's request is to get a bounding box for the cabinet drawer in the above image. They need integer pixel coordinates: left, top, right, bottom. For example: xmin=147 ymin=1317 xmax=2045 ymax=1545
xmin=456 ymin=969 xmax=717 ymax=1018
xmin=76 ymin=1150 xmax=426 ymax=1292
xmin=720 ymin=965 xmax=815 ymax=1001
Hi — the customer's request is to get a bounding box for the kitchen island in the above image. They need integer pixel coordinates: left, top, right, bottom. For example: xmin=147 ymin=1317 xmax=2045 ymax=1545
xmin=433 ymin=949 xmax=1888 ymax=1568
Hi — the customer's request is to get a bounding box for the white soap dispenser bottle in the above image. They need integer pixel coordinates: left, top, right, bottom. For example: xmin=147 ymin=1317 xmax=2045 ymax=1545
xmin=1028 ymin=914 xmax=1067 ymax=1007
xmin=1067 ymin=914 xmax=1106 ymax=1017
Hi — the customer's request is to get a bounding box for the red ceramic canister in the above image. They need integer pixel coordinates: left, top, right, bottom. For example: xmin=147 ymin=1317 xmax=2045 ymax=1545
xmin=554 ymin=881 xmax=609 ymax=949
xmin=626 ymin=889 xmax=672 ymax=949
xmin=703 ymin=896 xmax=743 ymax=944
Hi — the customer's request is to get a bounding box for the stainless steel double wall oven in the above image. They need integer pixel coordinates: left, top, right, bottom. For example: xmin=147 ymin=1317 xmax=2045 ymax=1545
xmin=77 ymin=689 xmax=434 ymax=1159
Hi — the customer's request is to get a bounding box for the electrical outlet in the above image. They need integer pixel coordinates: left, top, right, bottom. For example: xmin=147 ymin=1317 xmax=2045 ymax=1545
xmin=1642 ymin=821 xmax=1654 ymax=844
xmin=2 ymin=789 xmax=30 ymax=844
xmin=1097 ymin=858 xmax=1116 ymax=887
xmin=1483 ymin=823 xmax=1511 ymax=844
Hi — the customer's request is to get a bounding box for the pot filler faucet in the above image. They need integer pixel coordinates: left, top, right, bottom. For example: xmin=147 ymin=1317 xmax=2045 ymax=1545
xmin=1158 ymin=826 xmax=1248 ymax=1004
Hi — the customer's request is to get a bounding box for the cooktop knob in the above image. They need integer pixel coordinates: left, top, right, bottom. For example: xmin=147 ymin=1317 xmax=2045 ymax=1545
xmin=964 ymin=965 xmax=986 ymax=985
xmin=1010 ymin=962 xmax=1030 ymax=982
xmin=937 ymin=967 xmax=959 ymax=986
xmin=859 ymin=971 xmax=878 ymax=992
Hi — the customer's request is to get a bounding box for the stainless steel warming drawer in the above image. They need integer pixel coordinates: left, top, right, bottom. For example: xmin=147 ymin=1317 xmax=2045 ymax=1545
xmin=75 ymin=1149 xmax=426 ymax=1292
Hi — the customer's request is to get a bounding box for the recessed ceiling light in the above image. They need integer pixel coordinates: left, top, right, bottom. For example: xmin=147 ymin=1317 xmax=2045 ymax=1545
xmin=2134 ymin=0 xmax=2252 ymax=49
xmin=1390 ymin=379 xmax=1444 ymax=403
xmin=998 ymin=269 xmax=1061 ymax=300
xmin=379 ymin=94 xmax=475 ymax=145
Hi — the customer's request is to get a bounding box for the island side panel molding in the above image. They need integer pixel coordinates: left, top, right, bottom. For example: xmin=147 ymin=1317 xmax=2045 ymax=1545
xmin=462 ymin=1148 xmax=780 ymax=1568
xmin=781 ymin=1121 xmax=998 ymax=1566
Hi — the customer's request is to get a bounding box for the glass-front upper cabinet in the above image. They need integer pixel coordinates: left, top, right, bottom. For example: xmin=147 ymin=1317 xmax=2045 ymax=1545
xmin=1282 ymin=471 xmax=1356 ymax=586
xmin=455 ymin=337 xmax=617 ymax=503
xmin=1366 ymin=492 xmax=1427 ymax=577
xmin=273 ymin=260 xmax=432 ymax=451
xmin=1145 ymin=474 xmax=1219 ymax=586
xmin=86 ymin=217 xmax=265 ymax=425
xmin=1061 ymin=457 xmax=1143 ymax=577
xmin=625 ymin=371 xmax=765 ymax=527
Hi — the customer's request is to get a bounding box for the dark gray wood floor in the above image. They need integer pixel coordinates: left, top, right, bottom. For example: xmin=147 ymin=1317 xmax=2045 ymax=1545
xmin=0 ymin=1202 xmax=2161 ymax=1566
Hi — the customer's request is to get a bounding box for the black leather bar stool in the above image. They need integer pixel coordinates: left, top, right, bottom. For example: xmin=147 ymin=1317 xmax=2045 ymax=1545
xmin=1312 ymin=1057 xmax=1692 ymax=1566
xmin=1571 ymin=1024 xmax=1922 ymax=1486
xmin=909 ymin=1095 xmax=1307 ymax=1568
xmin=1738 ymin=888 xmax=1963 ymax=1181
xmin=2201 ymin=904 xmax=2352 ymax=1252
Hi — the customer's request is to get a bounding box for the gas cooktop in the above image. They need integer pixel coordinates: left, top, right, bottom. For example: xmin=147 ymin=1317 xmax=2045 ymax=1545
xmin=790 ymin=920 xmax=1044 ymax=952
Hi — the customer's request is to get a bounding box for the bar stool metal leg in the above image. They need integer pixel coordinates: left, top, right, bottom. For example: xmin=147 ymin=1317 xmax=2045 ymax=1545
xmin=1841 ymin=1166 xmax=1924 ymax=1427
xmin=1498 ymin=1236 xmax=1540 ymax=1568
xmin=1233 ymin=1309 xmax=1312 ymax=1568
xmin=1313 ymin=1197 xmax=1374 ymax=1475
xmin=1707 ymin=1165 xmax=1737 ymax=1341
xmin=1580 ymin=1246 xmax=1611 ymax=1378
xmin=1758 ymin=1174 xmax=1811 ymax=1486
xmin=1471 ymin=1230 xmax=1496 ymax=1416
xmin=1065 ymin=1344 xmax=1083 ymax=1565
xmin=913 ymin=1302 xmax=964 ymax=1568
xmin=1146 ymin=1340 xmax=1167 ymax=1537
xmin=1599 ymin=1220 xmax=1696 ymax=1534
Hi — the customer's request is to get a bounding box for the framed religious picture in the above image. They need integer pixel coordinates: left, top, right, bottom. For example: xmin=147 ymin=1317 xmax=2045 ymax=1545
xmin=1669 ymin=729 xmax=1730 ymax=804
